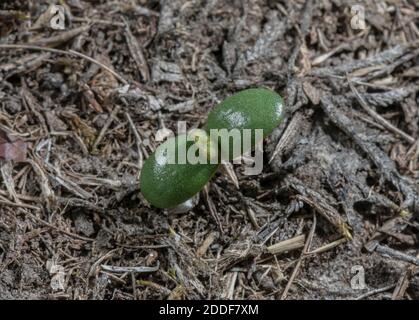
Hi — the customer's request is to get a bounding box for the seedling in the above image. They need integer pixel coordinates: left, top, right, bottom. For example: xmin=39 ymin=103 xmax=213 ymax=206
xmin=205 ymin=88 xmax=285 ymax=160
xmin=140 ymin=88 xmax=285 ymax=209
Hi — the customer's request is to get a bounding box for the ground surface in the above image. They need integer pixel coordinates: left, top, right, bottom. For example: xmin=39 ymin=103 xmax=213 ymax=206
xmin=0 ymin=0 xmax=418 ymax=300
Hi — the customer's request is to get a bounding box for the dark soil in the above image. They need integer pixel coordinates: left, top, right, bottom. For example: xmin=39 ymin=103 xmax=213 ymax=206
xmin=0 ymin=0 xmax=418 ymax=300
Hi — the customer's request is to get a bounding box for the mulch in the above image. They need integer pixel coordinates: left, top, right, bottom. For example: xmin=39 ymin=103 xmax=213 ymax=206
xmin=0 ymin=0 xmax=418 ymax=300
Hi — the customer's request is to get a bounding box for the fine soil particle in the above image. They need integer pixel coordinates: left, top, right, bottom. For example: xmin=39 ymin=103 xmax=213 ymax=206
xmin=0 ymin=0 xmax=418 ymax=300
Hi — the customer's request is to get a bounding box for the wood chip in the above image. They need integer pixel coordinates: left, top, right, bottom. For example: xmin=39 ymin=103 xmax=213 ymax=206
xmin=267 ymin=234 xmax=306 ymax=255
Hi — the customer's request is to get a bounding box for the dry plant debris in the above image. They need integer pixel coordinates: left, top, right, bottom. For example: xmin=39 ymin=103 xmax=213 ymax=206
xmin=0 ymin=0 xmax=418 ymax=300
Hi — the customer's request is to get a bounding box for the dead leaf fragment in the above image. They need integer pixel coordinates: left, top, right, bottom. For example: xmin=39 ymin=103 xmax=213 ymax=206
xmin=0 ymin=130 xmax=27 ymax=162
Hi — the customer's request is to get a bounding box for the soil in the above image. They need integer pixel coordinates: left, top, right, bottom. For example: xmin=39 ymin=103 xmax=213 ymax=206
xmin=0 ymin=0 xmax=418 ymax=300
